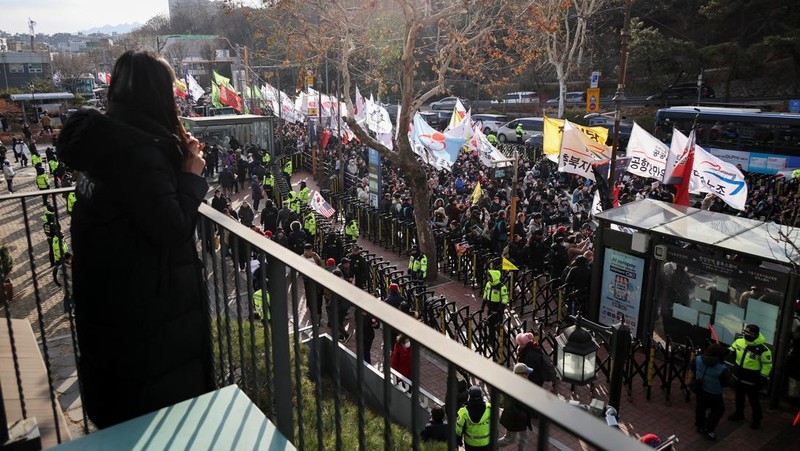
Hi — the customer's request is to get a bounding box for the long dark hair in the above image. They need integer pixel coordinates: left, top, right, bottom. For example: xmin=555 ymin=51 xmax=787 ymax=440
xmin=107 ymin=50 xmax=179 ymax=135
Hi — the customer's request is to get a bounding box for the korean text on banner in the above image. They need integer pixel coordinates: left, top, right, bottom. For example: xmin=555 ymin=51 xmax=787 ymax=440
xmin=543 ymin=117 xmax=610 ymax=157
xmin=557 ymin=120 xmax=611 ymax=181
xmin=690 ymin=146 xmax=748 ymax=210
xmin=626 ymin=122 xmax=668 ymax=180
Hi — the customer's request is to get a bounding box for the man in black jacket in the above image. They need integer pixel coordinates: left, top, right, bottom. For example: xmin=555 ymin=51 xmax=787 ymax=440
xmin=260 ymin=199 xmax=279 ymax=233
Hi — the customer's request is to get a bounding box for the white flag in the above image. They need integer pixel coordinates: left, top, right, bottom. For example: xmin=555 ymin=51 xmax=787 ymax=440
xmin=354 ymin=87 xmax=366 ymax=124
xmin=690 ymin=145 xmax=748 ymax=211
xmin=186 ymin=73 xmax=205 ymax=101
xmin=445 ymin=98 xmax=468 ymax=131
xmin=626 ymin=122 xmax=668 ymax=180
xmin=558 ymin=120 xmax=610 ymax=181
xmin=663 ymin=128 xmax=689 ymax=183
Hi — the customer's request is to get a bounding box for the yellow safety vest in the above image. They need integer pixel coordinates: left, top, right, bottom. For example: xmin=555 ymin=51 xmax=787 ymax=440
xmin=283 ymin=160 xmax=293 ymax=176
xmin=456 ymin=403 xmax=492 ymax=447
xmin=408 ymin=254 xmax=428 ymax=278
xmin=345 ymin=220 xmax=358 ymax=240
xmin=36 ymin=173 xmax=50 ymax=189
xmin=253 ymin=289 xmax=271 ymax=321
xmin=67 ymin=192 xmax=76 ymax=214
xmin=31 ymin=154 xmax=42 ymax=166
xmin=304 ymin=213 xmax=316 ymax=235
xmin=52 ymin=236 xmax=68 ymax=262
xmin=262 ymin=153 xmax=271 ymax=165
xmin=299 ymin=187 xmax=310 ymax=205
xmin=48 ymin=159 xmax=59 ymax=172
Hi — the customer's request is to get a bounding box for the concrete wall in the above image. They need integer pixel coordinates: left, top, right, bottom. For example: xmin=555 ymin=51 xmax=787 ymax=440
xmin=307 ymin=334 xmax=440 ymax=434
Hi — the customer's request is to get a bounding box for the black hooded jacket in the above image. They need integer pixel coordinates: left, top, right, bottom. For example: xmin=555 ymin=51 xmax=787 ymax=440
xmin=57 ymin=106 xmax=215 ymax=428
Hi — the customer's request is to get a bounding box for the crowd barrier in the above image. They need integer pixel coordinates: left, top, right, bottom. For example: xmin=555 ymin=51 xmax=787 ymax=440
xmin=277 ymin=147 xmax=707 ymax=400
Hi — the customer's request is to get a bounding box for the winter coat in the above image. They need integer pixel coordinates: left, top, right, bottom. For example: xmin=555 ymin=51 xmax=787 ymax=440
xmin=691 ymin=355 xmax=730 ymax=395
xmin=518 ymin=344 xmax=546 ymax=386
xmin=391 ymin=341 xmax=412 ymax=379
xmin=500 ymin=390 xmax=532 ymax=432
xmin=57 ymin=105 xmax=215 ymax=428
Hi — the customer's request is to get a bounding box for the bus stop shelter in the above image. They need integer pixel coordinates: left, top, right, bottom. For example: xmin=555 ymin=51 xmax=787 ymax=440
xmin=589 ymin=199 xmax=799 ymax=406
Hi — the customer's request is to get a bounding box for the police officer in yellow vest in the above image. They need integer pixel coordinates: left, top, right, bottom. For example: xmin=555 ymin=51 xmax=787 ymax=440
xmin=456 ymin=385 xmax=492 ymax=450
xmin=408 ymin=246 xmax=427 ymax=282
xmin=486 ymin=131 xmax=498 ymax=146
xmin=35 ymin=166 xmax=50 ymax=204
xmin=67 ymin=191 xmax=77 ymax=215
xmin=52 ymin=230 xmax=68 ymax=266
xmin=283 ymin=159 xmax=293 ymax=185
xmin=261 ymin=151 xmax=271 ymax=166
xmin=287 ymin=190 xmax=300 ymax=215
xmin=515 ymin=123 xmax=524 ymax=144
xmin=48 ymin=158 xmax=59 ymax=174
xmin=253 ymin=288 xmax=271 ymax=322
xmin=304 ymin=211 xmax=316 ymax=239
xmin=481 ymin=269 xmax=508 ymax=328
xmin=298 ymin=181 xmax=310 ymax=206
xmin=262 ymin=172 xmax=275 ymax=199
xmin=345 ymin=217 xmax=359 ymax=243
xmin=31 ymin=151 xmax=42 ymax=168
xmin=728 ymin=324 xmax=772 ymax=429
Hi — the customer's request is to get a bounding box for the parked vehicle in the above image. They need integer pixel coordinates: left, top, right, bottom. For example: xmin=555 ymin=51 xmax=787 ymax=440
xmin=419 ymin=111 xmax=450 ymax=130
xmin=496 ymin=117 xmax=544 ymax=142
xmin=546 ymin=91 xmax=586 ymax=106
xmin=493 ymin=91 xmax=538 ymax=104
xmin=472 ymin=114 xmax=508 ymax=134
xmin=429 ymin=96 xmax=471 ymax=111
xmin=647 ymin=82 xmax=715 ymax=101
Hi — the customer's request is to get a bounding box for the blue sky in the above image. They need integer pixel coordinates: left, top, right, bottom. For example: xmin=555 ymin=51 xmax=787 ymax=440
xmin=0 ymin=0 xmax=169 ymax=35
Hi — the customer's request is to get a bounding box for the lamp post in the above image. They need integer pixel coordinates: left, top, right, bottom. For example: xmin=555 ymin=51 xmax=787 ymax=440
xmin=607 ymin=0 xmax=633 ymax=191
xmin=556 ymin=314 xmax=631 ymax=413
xmin=556 ymin=323 xmax=598 ymax=386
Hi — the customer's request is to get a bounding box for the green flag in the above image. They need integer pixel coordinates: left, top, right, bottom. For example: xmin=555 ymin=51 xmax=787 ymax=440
xmin=210 ymin=83 xmax=222 ymax=108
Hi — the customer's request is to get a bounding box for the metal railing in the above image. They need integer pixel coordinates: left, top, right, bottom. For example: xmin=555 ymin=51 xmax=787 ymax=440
xmin=0 ymin=187 xmax=650 ymax=450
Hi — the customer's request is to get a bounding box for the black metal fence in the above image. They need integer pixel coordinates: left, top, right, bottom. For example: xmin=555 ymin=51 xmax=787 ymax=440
xmin=1 ymin=185 xmax=654 ymax=450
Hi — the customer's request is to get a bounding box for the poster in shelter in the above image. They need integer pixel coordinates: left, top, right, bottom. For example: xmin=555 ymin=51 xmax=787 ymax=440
xmin=599 ymin=249 xmax=644 ymax=335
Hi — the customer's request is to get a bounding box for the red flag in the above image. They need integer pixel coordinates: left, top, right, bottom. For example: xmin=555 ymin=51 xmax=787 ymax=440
xmin=668 ymin=131 xmax=696 ymax=207
xmin=218 ymin=83 xmax=243 ymax=111
xmin=321 ymin=129 xmax=331 ymax=149
xmin=673 ymin=147 xmax=694 ymax=206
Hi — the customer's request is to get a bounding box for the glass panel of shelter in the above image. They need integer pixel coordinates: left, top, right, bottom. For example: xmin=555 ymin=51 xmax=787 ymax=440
xmin=653 ymin=259 xmax=781 ymax=348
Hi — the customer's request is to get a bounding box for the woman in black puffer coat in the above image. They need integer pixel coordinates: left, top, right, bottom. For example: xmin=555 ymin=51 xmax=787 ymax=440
xmin=57 ymin=50 xmax=215 ymax=428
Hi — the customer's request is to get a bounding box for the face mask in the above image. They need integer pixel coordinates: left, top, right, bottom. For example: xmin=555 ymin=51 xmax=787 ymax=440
xmin=403 ymin=341 xmax=411 ymax=349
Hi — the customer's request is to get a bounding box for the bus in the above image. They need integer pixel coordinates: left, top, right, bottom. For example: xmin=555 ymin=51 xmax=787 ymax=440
xmin=181 ymin=114 xmax=275 ymax=154
xmin=654 ymin=106 xmax=800 ymax=174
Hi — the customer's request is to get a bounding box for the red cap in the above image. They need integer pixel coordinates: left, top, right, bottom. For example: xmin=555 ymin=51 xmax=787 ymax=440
xmin=326 ymin=258 xmax=336 ymax=266
xmin=389 ymin=283 xmax=399 ymax=291
xmin=556 ymin=226 xmax=566 ymax=234
xmin=264 ymin=230 xmax=273 ymax=238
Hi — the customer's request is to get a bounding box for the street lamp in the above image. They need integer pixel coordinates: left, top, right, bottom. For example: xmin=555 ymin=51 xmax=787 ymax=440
xmin=556 ymin=323 xmax=598 ymax=385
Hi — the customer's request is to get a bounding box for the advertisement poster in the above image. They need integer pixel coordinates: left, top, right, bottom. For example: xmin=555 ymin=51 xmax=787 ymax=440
xmin=368 ymin=147 xmax=381 ymax=208
xmin=599 ymin=249 xmax=645 ymax=335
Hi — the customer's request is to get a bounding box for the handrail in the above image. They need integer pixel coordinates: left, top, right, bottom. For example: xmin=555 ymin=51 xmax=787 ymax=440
xmin=199 ymin=204 xmax=648 ymax=450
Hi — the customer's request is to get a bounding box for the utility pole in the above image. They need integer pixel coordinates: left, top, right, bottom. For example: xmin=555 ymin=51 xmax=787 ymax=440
xmin=608 ymin=0 xmax=633 ymax=191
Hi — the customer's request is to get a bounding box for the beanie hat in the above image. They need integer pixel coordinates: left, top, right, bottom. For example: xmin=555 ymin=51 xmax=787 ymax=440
xmin=326 ymin=258 xmax=336 ymax=267
xmin=513 ymin=363 xmax=532 ymax=375
xmin=468 ymin=385 xmax=483 ymax=400
xmin=264 ymin=230 xmax=273 ymax=238
xmin=744 ymin=324 xmax=760 ymax=337
xmin=515 ymin=332 xmax=535 ymax=348
xmin=389 ymin=283 xmax=399 ymax=292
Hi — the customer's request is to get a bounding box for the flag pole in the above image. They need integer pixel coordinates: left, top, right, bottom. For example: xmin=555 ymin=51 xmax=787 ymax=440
xmin=608 ymin=0 xmax=633 ymax=191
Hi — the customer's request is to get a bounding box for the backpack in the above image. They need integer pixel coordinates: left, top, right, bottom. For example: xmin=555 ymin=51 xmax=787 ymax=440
xmin=540 ymin=352 xmax=557 ymax=382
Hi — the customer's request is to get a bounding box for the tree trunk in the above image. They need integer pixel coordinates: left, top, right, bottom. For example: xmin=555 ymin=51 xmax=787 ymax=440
xmin=405 ymin=163 xmax=438 ymax=281
xmin=556 ymin=63 xmax=566 ymax=119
